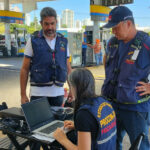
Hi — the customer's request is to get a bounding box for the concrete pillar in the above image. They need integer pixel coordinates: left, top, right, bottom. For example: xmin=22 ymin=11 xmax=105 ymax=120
xmin=93 ymin=20 xmax=100 ymax=44
xmin=92 ymin=20 xmax=100 ymax=62
xmin=4 ymin=0 xmax=11 ymax=56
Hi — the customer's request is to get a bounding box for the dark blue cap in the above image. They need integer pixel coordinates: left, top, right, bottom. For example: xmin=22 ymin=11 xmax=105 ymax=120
xmin=103 ymin=6 xmax=133 ymax=28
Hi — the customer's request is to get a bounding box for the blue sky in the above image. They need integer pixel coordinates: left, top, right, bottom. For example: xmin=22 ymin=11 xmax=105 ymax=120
xmin=127 ymin=0 xmax=150 ymax=27
xmin=15 ymin=0 xmax=150 ymax=27
xmin=30 ymin=0 xmax=90 ymax=22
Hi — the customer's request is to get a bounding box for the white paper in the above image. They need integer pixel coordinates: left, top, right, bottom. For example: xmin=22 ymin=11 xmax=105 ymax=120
xmin=32 ymin=133 xmax=55 ymax=142
xmin=131 ymin=49 xmax=140 ymax=60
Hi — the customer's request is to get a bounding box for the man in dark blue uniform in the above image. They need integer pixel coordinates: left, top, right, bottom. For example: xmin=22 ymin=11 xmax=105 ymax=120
xmin=102 ymin=6 xmax=150 ymax=150
xmin=81 ymin=32 xmax=87 ymax=67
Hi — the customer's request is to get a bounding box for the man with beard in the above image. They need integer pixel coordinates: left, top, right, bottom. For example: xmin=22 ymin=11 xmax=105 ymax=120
xmin=20 ymin=7 xmax=72 ymax=107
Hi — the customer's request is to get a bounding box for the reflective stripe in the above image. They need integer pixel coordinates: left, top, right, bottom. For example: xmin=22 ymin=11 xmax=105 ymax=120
xmin=30 ymin=81 xmax=53 ymax=85
xmin=97 ymin=129 xmax=116 ymax=145
xmin=119 ymin=95 xmax=150 ymax=104
xmin=55 ymin=80 xmax=64 ymax=84
xmin=31 ymin=80 xmax=65 ymax=85
xmin=106 ymin=95 xmax=150 ymax=104
xmin=137 ymin=95 xmax=150 ymax=103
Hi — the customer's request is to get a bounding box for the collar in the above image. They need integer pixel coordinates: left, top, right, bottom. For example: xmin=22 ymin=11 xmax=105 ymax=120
xmin=39 ymin=30 xmax=57 ymax=40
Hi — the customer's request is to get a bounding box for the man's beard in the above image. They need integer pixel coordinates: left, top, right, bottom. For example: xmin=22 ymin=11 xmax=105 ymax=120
xmin=44 ymin=29 xmax=56 ymax=37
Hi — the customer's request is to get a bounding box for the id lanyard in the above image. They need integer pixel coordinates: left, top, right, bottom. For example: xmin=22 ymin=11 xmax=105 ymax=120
xmin=52 ymin=52 xmax=55 ymax=64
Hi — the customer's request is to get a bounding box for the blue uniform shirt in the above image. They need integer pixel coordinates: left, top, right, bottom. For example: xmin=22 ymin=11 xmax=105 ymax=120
xmin=82 ymin=37 xmax=87 ymax=49
xmin=113 ymin=36 xmax=150 ymax=112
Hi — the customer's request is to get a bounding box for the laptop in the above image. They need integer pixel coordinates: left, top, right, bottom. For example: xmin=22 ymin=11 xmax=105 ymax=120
xmin=21 ymin=97 xmax=65 ymax=138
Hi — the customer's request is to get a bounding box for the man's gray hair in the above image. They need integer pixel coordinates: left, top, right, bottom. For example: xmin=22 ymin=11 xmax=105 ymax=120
xmin=40 ymin=7 xmax=57 ymax=21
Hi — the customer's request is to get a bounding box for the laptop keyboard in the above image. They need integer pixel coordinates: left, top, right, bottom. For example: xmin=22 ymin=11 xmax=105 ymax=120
xmin=39 ymin=122 xmax=64 ymax=134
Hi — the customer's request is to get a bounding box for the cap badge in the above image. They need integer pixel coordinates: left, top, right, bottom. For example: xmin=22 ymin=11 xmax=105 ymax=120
xmin=108 ymin=15 xmax=112 ymax=21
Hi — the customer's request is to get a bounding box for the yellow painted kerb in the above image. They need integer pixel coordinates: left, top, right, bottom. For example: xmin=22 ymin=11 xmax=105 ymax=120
xmin=90 ymin=5 xmax=111 ymax=14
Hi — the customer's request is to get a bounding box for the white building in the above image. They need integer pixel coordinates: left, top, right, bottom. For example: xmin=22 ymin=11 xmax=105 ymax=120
xmin=82 ymin=18 xmax=93 ymax=26
xmin=75 ymin=20 xmax=82 ymax=29
xmin=25 ymin=13 xmax=31 ymax=26
xmin=57 ymin=15 xmax=61 ymax=29
xmin=61 ymin=9 xmax=74 ymax=28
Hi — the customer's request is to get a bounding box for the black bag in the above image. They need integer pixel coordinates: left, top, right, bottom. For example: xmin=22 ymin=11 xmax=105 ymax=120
xmin=51 ymin=107 xmax=73 ymax=120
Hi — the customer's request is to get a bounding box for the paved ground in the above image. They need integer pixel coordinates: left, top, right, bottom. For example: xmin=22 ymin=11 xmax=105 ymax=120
xmin=0 ymin=57 xmax=149 ymax=149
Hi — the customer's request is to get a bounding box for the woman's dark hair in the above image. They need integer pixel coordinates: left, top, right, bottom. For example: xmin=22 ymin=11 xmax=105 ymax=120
xmin=68 ymin=68 xmax=97 ymax=113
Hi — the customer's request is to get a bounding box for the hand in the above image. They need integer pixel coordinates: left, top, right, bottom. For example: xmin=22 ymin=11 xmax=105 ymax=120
xmin=21 ymin=95 xmax=29 ymax=104
xmin=53 ymin=128 xmax=67 ymax=143
xmin=135 ymin=82 xmax=150 ymax=96
xmin=64 ymin=120 xmax=74 ymax=129
xmin=67 ymin=90 xmax=74 ymax=103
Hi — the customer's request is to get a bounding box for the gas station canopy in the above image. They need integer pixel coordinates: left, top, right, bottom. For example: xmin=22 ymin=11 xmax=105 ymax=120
xmin=101 ymin=0 xmax=134 ymax=6
xmin=0 ymin=0 xmax=56 ymax=56
xmin=0 ymin=10 xmax=25 ymax=24
xmin=0 ymin=0 xmax=54 ymax=3
xmin=90 ymin=0 xmax=134 ymax=6
xmin=0 ymin=0 xmax=55 ymax=13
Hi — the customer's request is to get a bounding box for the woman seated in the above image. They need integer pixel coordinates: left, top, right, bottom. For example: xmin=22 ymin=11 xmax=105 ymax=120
xmin=53 ymin=68 xmax=116 ymax=150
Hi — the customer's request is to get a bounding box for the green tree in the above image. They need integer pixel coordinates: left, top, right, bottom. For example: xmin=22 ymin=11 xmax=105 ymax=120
xmin=33 ymin=16 xmax=38 ymax=30
xmin=28 ymin=17 xmax=41 ymax=34
xmin=61 ymin=24 xmax=67 ymax=28
xmin=82 ymin=25 xmax=86 ymax=30
xmin=10 ymin=24 xmax=28 ymax=33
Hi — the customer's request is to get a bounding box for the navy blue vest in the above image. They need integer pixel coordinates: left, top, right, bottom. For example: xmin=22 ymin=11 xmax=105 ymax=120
xmin=78 ymin=97 xmax=116 ymax=150
xmin=30 ymin=30 xmax=68 ymax=87
xmin=102 ymin=31 xmax=150 ymax=104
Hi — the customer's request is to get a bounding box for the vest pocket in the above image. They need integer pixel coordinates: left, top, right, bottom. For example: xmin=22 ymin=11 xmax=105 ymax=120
xmin=56 ymin=65 xmax=67 ymax=82
xmin=117 ymin=79 xmax=141 ymax=104
xmin=31 ymin=68 xmax=51 ymax=83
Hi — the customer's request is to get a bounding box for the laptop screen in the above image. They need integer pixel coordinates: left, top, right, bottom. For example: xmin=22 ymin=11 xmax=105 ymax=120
xmin=21 ymin=97 xmax=54 ymax=131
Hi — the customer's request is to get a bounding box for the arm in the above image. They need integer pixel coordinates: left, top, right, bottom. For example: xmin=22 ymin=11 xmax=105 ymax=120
xmin=20 ymin=57 xmax=31 ymax=104
xmin=67 ymin=58 xmax=72 ymax=76
xmin=53 ymin=110 xmax=94 ymax=150
xmin=64 ymin=120 xmax=75 ymax=129
xmin=78 ymin=131 xmax=91 ymax=150
xmin=87 ymin=43 xmax=94 ymax=49
xmin=135 ymin=81 xmax=150 ymax=96
xmin=53 ymin=128 xmax=77 ymax=150
xmin=53 ymin=130 xmax=91 ymax=150
xmin=67 ymin=58 xmax=74 ymax=102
